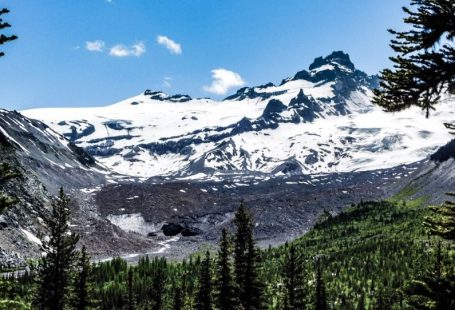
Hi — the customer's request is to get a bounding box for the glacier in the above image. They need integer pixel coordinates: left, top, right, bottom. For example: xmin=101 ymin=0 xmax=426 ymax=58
xmin=21 ymin=51 xmax=455 ymax=180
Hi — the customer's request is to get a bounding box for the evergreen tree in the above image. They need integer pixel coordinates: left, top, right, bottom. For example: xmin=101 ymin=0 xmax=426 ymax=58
xmin=424 ymin=192 xmax=455 ymax=240
xmin=196 ymin=251 xmax=213 ymax=310
xmin=234 ymin=202 xmax=264 ymax=310
xmin=282 ymin=244 xmax=307 ymax=310
xmin=405 ymin=192 xmax=455 ymax=309
xmin=72 ymin=246 xmax=92 ymax=310
xmin=150 ymin=258 xmax=166 ymax=310
xmin=375 ymin=290 xmax=385 ymax=310
xmin=314 ymin=257 xmax=328 ymax=310
xmin=126 ymin=268 xmax=134 ymax=310
xmin=404 ymin=241 xmax=455 ymax=309
xmin=356 ymin=293 xmax=366 ymax=310
xmin=172 ymin=281 xmax=183 ymax=310
xmin=0 ymin=162 xmax=19 ymax=213
xmin=215 ymin=229 xmax=239 ymax=310
xmin=0 ymin=8 xmax=18 ymax=57
xmin=373 ymin=0 xmax=455 ymax=117
xmin=35 ymin=187 xmax=80 ymax=310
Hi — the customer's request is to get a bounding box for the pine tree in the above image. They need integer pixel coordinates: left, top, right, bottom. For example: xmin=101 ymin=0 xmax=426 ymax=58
xmin=215 ymin=229 xmax=239 ymax=310
xmin=356 ymin=293 xmax=366 ymax=310
xmin=126 ymin=268 xmax=134 ymax=310
xmin=35 ymin=187 xmax=80 ymax=310
xmin=373 ymin=0 xmax=455 ymax=118
xmin=73 ymin=246 xmax=92 ymax=310
xmin=375 ymin=290 xmax=385 ymax=310
xmin=314 ymin=257 xmax=328 ymax=310
xmin=172 ymin=281 xmax=183 ymax=310
xmin=196 ymin=251 xmax=213 ymax=310
xmin=0 ymin=8 xmax=18 ymax=57
xmin=234 ymin=202 xmax=264 ymax=310
xmin=404 ymin=241 xmax=455 ymax=309
xmin=150 ymin=258 xmax=166 ymax=310
xmin=424 ymin=192 xmax=455 ymax=240
xmin=0 ymin=162 xmax=19 ymax=213
xmin=234 ymin=201 xmax=252 ymax=307
xmin=282 ymin=244 xmax=307 ymax=310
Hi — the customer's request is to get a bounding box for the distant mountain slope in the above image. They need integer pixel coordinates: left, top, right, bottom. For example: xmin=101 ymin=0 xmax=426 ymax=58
xmin=394 ymin=138 xmax=455 ymax=204
xmin=22 ymin=51 xmax=455 ymax=179
xmin=0 ymin=109 xmax=108 ymax=192
xmin=0 ymin=110 xmax=157 ymax=267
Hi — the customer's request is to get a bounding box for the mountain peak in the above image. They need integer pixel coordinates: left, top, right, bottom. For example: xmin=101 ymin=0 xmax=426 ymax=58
xmin=309 ymin=51 xmax=355 ymax=71
xmin=286 ymin=51 xmax=366 ymax=85
xmin=144 ymin=90 xmax=192 ymax=102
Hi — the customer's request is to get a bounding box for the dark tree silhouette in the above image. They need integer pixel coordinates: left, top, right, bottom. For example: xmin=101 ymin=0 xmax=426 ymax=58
xmin=282 ymin=244 xmax=307 ymax=310
xmin=0 ymin=8 xmax=18 ymax=57
xmin=72 ymin=246 xmax=93 ymax=310
xmin=373 ymin=0 xmax=455 ymax=118
xmin=425 ymin=192 xmax=455 ymax=240
xmin=196 ymin=251 xmax=213 ymax=310
xmin=150 ymin=258 xmax=167 ymax=310
xmin=404 ymin=241 xmax=455 ymax=309
xmin=172 ymin=281 xmax=183 ymax=310
xmin=234 ymin=202 xmax=264 ymax=310
xmin=127 ymin=268 xmax=134 ymax=310
xmin=215 ymin=229 xmax=239 ymax=310
xmin=314 ymin=256 xmax=328 ymax=310
xmin=35 ymin=188 xmax=80 ymax=310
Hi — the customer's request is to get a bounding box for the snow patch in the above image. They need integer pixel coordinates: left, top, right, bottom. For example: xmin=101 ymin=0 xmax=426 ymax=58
xmin=20 ymin=228 xmax=42 ymax=246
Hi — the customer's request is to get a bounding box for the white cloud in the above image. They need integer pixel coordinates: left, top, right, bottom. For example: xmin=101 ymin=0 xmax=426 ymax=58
xmin=109 ymin=42 xmax=146 ymax=57
xmin=163 ymin=76 xmax=172 ymax=88
xmin=85 ymin=40 xmax=105 ymax=52
xmin=203 ymin=69 xmax=245 ymax=95
xmin=156 ymin=35 xmax=182 ymax=55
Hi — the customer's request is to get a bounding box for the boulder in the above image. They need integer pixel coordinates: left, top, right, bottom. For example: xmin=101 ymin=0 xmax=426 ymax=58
xmin=181 ymin=226 xmax=203 ymax=237
xmin=162 ymin=223 xmax=184 ymax=236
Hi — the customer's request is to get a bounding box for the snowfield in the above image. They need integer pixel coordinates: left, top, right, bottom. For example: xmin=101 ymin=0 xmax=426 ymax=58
xmin=21 ymin=52 xmax=455 ymax=180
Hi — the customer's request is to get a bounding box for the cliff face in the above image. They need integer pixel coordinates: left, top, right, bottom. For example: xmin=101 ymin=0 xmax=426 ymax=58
xmin=0 ymin=110 xmax=156 ymax=267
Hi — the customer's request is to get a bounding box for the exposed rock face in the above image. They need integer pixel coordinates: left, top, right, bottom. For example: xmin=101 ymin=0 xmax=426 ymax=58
xmin=224 ymin=87 xmax=286 ymax=101
xmin=431 ymin=138 xmax=455 ymax=162
xmin=288 ymin=89 xmax=322 ymax=122
xmin=181 ymin=226 xmax=203 ymax=237
xmin=309 ymin=51 xmax=355 ymax=71
xmin=290 ymin=51 xmax=378 ymax=89
xmin=262 ymin=99 xmax=287 ymax=119
xmin=144 ymin=90 xmax=192 ymax=102
xmin=393 ymin=138 xmax=455 ymax=204
xmin=161 ymin=223 xmax=203 ymax=237
xmin=162 ymin=223 xmax=184 ymax=236
xmin=0 ymin=110 xmax=106 ymax=193
xmin=0 ymin=110 xmax=158 ymax=267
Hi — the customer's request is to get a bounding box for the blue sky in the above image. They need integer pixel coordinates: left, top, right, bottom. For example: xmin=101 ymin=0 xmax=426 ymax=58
xmin=0 ymin=0 xmax=408 ymax=110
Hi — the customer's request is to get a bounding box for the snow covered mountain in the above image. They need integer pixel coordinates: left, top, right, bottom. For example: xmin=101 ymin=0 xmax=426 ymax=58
xmin=22 ymin=51 xmax=455 ymax=180
xmin=0 ymin=109 xmax=107 ymax=192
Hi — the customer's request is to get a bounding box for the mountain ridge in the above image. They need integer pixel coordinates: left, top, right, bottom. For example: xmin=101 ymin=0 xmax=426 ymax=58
xmin=20 ymin=51 xmax=455 ymax=180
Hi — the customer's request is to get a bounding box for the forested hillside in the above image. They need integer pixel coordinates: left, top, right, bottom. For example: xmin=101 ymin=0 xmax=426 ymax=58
xmin=1 ymin=193 xmax=454 ymax=309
